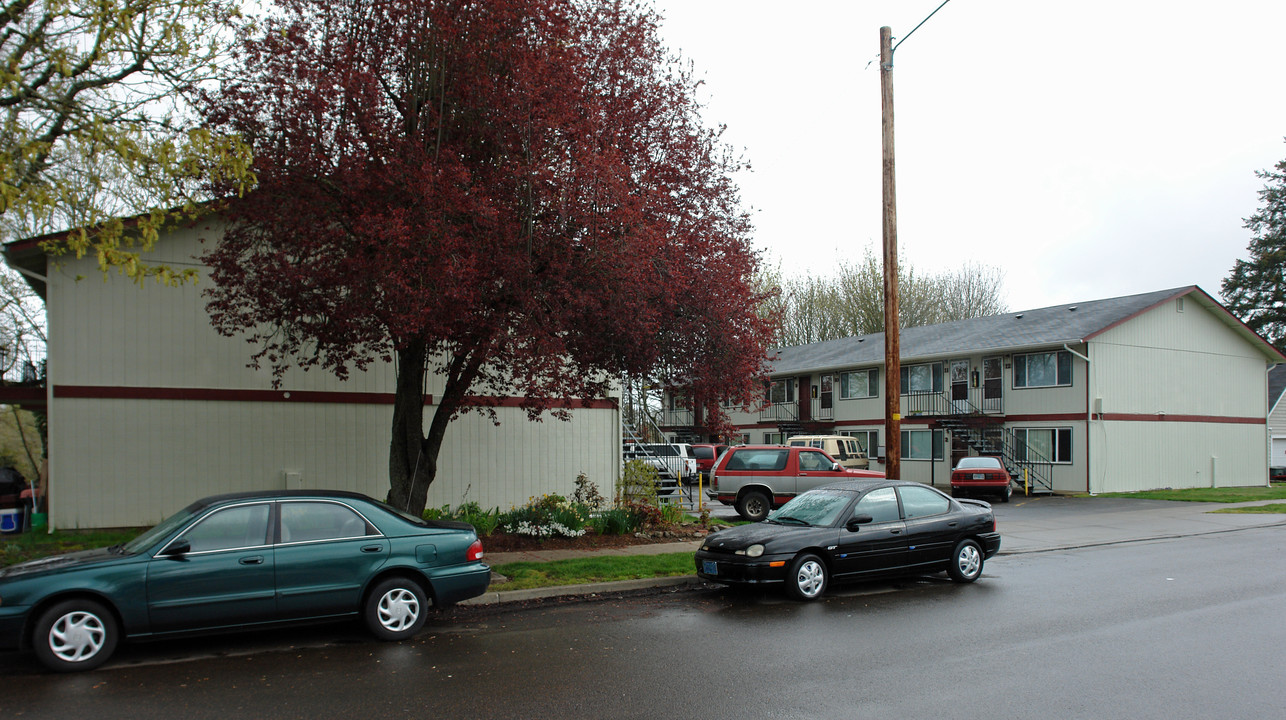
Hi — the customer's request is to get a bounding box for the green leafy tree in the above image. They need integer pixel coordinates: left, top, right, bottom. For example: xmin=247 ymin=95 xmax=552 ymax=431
xmin=1223 ymin=148 xmax=1286 ymax=353
xmin=0 ymin=0 xmax=254 ymax=283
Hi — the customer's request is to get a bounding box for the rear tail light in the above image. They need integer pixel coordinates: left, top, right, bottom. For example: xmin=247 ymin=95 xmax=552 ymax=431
xmin=467 ymin=539 xmax=484 ymax=562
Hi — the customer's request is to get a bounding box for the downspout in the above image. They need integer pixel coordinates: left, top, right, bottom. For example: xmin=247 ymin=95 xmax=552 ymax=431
xmin=1064 ymin=343 xmax=1092 ymax=494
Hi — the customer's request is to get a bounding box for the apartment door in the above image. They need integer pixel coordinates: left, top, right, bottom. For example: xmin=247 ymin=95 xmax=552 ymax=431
xmin=950 ymin=360 xmax=970 ymax=414
xmin=983 ymin=356 xmax=1003 ymax=413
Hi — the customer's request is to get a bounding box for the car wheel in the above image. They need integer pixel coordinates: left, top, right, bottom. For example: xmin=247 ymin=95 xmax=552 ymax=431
xmin=786 ymin=553 xmax=828 ymax=601
xmin=736 ymin=491 xmax=771 ymax=522
xmin=365 ymin=577 xmax=429 ymax=641
xmin=1000 ymin=484 xmax=1012 ymax=503
xmin=32 ymin=599 xmax=118 ymax=672
xmin=948 ymin=539 xmax=984 ymax=583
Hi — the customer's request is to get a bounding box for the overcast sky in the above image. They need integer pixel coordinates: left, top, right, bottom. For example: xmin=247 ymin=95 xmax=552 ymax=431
xmin=651 ymin=0 xmax=1286 ymax=312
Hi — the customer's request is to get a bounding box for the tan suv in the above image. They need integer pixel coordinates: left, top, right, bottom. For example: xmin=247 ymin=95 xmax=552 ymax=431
xmin=787 ymin=435 xmax=869 ymax=469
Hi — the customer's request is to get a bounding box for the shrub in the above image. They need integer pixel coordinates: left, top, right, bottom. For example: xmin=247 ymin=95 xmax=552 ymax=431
xmin=421 ymin=501 xmax=501 ymax=536
xmin=658 ymin=502 xmax=686 ymax=526
xmin=498 ymin=494 xmax=590 ymax=538
xmin=589 ymin=508 xmax=638 ymax=535
xmin=617 ymin=459 xmax=660 ymax=506
xmin=573 ymin=472 xmax=606 ymax=511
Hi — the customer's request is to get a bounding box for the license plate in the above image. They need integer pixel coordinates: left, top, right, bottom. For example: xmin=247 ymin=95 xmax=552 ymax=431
xmin=702 ymin=560 xmax=718 ymax=575
xmin=972 ymin=473 xmax=985 ymax=480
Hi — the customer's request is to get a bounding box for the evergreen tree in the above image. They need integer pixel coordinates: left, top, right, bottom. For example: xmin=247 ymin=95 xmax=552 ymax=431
xmin=1223 ymin=148 xmax=1286 ymax=353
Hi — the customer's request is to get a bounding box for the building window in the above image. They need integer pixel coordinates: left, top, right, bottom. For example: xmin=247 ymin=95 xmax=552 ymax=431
xmin=839 ymin=430 xmax=878 ymax=457
xmin=839 ymin=369 xmax=878 ymax=399
xmin=766 ymin=378 xmax=795 ymax=405
xmin=1014 ymin=427 xmax=1072 ymax=463
xmin=900 ymin=429 xmax=944 ymax=460
xmin=1013 ymin=351 xmax=1072 ymax=388
xmin=900 ymin=362 xmax=943 ymax=395
xmin=764 ymin=432 xmax=785 ymax=444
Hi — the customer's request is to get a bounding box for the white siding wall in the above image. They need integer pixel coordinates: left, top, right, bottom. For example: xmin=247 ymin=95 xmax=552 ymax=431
xmin=44 ymin=220 xmax=620 ymax=528
xmin=1268 ymin=397 xmax=1286 ymax=470
xmin=1088 ymin=298 xmax=1270 ymax=491
xmin=1091 ymin=420 xmax=1265 ymax=492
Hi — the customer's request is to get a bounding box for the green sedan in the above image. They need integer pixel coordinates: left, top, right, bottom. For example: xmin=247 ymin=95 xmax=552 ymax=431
xmin=0 ymin=490 xmax=491 ymax=672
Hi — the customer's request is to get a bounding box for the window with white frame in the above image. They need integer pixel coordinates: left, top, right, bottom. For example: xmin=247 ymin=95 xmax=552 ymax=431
xmin=1013 ymin=351 xmax=1072 ymax=388
xmin=839 ymin=430 xmax=878 ymax=456
xmin=1014 ymin=427 xmax=1072 ymax=463
xmin=839 ymin=369 xmax=878 ymax=399
xmin=900 ymin=429 xmax=944 ymax=460
xmin=900 ymin=362 xmax=943 ymax=395
xmin=766 ymin=378 xmax=795 ymax=404
xmin=764 ymin=432 xmax=785 ymax=444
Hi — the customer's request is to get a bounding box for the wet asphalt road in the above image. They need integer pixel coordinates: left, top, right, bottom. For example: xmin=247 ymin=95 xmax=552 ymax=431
xmin=2 ymin=524 xmax=1284 ymax=719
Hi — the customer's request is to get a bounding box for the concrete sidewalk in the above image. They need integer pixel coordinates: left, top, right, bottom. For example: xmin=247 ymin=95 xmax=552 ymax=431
xmin=460 ymin=496 xmax=1286 ymax=606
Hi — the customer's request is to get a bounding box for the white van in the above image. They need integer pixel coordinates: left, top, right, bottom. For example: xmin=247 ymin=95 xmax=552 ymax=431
xmin=786 ymin=435 xmax=869 ymax=469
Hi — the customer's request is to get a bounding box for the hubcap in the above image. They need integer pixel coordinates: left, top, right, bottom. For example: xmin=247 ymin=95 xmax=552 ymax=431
xmin=957 ymin=545 xmax=982 ymax=578
xmin=796 ymin=560 xmax=825 ymax=597
xmin=49 ymin=611 xmax=106 ymax=663
xmin=377 ymin=588 xmax=421 ymax=631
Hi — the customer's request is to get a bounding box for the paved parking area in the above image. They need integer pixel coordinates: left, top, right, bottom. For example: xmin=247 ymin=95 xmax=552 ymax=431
xmin=701 ymin=491 xmax=1286 ymax=554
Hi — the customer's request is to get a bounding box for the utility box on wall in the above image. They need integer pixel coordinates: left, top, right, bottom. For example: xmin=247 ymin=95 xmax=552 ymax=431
xmin=284 ymin=471 xmax=303 ymax=489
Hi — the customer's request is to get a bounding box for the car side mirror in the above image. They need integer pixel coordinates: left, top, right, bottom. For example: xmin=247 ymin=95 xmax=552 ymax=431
xmin=832 ymin=462 xmax=842 ymax=471
xmin=162 ymin=539 xmax=191 ymax=557
xmin=845 ymin=514 xmax=874 ymax=531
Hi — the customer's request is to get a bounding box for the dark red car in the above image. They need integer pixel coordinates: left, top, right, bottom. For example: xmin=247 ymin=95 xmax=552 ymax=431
xmin=950 ymin=456 xmax=1012 ymax=503
xmin=690 ymin=443 xmax=729 ymax=484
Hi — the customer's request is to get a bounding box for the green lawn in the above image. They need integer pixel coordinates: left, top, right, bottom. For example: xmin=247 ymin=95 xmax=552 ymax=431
xmin=1097 ymin=485 xmax=1286 ymax=503
xmin=1210 ymin=503 xmax=1286 ymax=514
xmin=1 ymin=528 xmax=142 ymax=567
xmin=489 ymin=551 xmax=695 ymax=591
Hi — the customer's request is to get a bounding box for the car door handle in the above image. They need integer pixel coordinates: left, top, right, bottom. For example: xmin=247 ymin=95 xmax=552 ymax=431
xmin=888 ymin=529 xmax=902 ymax=534
xmin=948 ymin=522 xmax=958 ymax=527
xmin=361 ymin=545 xmax=384 ymax=553
xmin=239 ymin=556 xmax=265 ymax=565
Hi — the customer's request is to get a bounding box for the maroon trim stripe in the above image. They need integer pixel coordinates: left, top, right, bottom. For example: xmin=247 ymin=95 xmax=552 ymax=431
xmin=52 ymin=385 xmax=616 ymax=409
xmin=1100 ymin=413 xmax=1264 ymax=425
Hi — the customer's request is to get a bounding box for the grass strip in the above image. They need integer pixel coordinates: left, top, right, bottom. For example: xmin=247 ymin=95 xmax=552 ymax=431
xmin=1096 ymin=486 xmax=1286 ymax=503
xmin=1 ymin=528 xmax=142 ymax=567
xmin=1210 ymin=503 xmax=1286 ymax=514
xmin=490 ymin=551 xmax=695 ymax=591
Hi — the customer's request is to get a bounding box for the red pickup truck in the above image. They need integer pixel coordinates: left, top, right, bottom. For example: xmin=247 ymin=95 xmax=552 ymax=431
xmin=707 ymin=445 xmax=884 ymax=521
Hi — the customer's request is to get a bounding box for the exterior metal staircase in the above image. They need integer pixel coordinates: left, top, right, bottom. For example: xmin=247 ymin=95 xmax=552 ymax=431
xmin=910 ymin=392 xmax=1056 ymax=495
xmin=936 ymin=415 xmax=1055 ymax=495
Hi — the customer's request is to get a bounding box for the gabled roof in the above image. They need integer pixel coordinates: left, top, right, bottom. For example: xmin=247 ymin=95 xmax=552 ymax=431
xmin=769 ymin=286 xmax=1285 ymax=376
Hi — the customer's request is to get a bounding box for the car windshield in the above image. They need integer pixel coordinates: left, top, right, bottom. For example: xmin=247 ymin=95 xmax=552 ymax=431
xmin=768 ymin=490 xmax=852 ymax=527
xmin=122 ymin=504 xmax=200 ymax=554
xmin=956 ymin=457 xmax=1002 ymax=470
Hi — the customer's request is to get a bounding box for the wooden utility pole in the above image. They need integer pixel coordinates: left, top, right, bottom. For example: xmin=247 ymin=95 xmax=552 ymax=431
xmin=880 ymin=26 xmax=901 ymax=480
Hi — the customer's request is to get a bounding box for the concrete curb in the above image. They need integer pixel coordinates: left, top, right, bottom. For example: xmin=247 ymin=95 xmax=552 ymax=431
xmin=460 ymin=574 xmax=702 ymax=606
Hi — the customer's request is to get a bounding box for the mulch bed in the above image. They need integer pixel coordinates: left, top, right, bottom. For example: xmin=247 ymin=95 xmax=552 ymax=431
xmin=481 ymin=524 xmax=712 ymax=554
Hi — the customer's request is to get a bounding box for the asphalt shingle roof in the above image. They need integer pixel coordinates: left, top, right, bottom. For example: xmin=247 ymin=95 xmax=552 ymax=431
xmin=769 ymin=286 xmax=1219 ymax=375
xmin=1270 ymin=365 xmax=1286 ymax=411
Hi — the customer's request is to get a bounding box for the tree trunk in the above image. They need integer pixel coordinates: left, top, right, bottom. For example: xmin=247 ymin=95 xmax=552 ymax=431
xmin=386 ymin=341 xmax=478 ymax=516
xmin=387 ymin=341 xmax=433 ymax=514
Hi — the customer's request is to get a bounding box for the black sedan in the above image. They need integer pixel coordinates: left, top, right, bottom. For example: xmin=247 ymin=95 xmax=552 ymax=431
xmin=695 ymin=479 xmax=1001 ymax=600
xmin=0 ymin=490 xmax=491 ymax=672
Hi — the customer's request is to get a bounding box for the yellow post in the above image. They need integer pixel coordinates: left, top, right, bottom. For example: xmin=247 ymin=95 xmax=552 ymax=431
xmin=1023 ymin=468 xmax=1029 ymax=496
